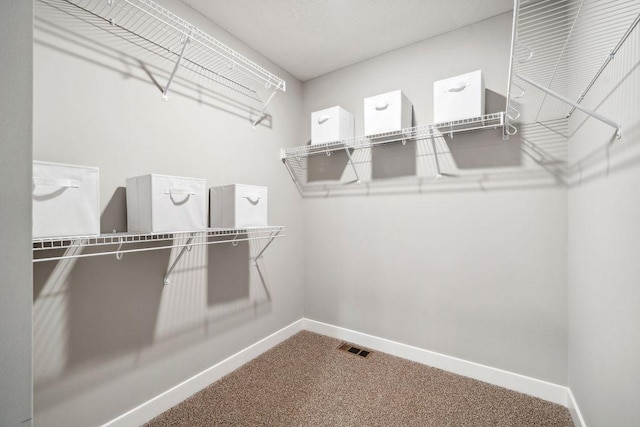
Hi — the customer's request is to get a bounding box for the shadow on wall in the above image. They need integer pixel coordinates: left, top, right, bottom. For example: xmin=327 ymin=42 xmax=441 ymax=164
xmin=100 ymin=187 xmax=127 ymax=233
xmin=371 ymin=105 xmax=417 ymax=180
xmin=307 ymin=147 xmax=351 ymax=182
xmin=301 ymin=89 xmax=539 ymax=197
xmin=208 ymin=237 xmax=251 ymax=306
xmin=67 ymin=246 xmax=168 ymax=366
xmin=372 ymin=141 xmax=417 ymax=179
xmin=444 ymin=90 xmax=521 ymax=170
xmin=33 ymin=187 xmax=274 ymax=412
xmin=32 ymin=237 xmax=169 ymax=392
xmin=34 ymin=0 xmax=273 ymax=129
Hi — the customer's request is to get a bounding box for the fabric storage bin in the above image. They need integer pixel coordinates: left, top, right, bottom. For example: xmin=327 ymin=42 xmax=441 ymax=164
xmin=364 ymin=90 xmax=412 ymax=136
xmin=311 ymin=106 xmax=354 ymax=145
xmin=433 ymin=70 xmax=484 ymax=123
xmin=210 ymin=184 xmax=268 ymax=228
xmin=33 ymin=161 xmax=100 ymax=238
xmin=126 ymin=174 xmax=207 ymax=233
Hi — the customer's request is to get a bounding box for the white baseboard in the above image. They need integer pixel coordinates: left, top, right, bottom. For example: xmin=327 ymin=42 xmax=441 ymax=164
xmin=101 ymin=319 xmax=304 ymax=427
xmin=303 ymin=318 xmax=569 ymax=407
xmin=103 ymin=317 xmax=574 ymax=427
xmin=567 ymin=388 xmax=587 ymax=427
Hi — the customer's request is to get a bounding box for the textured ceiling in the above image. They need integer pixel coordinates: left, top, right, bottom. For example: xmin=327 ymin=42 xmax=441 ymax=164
xmin=182 ymin=0 xmax=514 ymax=82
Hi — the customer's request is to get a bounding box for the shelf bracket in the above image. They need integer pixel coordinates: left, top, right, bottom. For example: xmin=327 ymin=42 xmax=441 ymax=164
xmin=163 ymin=232 xmax=196 ymax=286
xmin=162 ymin=27 xmax=194 ymax=101
xmin=343 ymin=145 xmax=360 ymax=184
xmin=252 ymin=86 xmax=279 ymax=129
xmin=429 ymin=126 xmax=442 ymax=179
xmin=252 ymin=229 xmax=281 ymax=265
xmin=251 ymin=229 xmax=281 ymax=303
xmin=515 ymin=73 xmax=622 ymax=139
xmin=282 ymin=157 xmax=298 ymax=182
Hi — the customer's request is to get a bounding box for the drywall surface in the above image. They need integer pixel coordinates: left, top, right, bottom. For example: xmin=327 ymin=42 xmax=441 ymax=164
xmin=567 ymin=21 xmax=640 ymax=427
xmin=302 ymin=13 xmax=569 ymax=385
xmin=0 ymin=1 xmax=33 ymax=426
xmin=32 ymin=0 xmax=303 ymax=425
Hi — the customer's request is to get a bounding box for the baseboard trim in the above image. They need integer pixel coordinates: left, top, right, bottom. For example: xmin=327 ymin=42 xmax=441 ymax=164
xmin=567 ymin=388 xmax=587 ymax=427
xmin=103 ymin=318 xmax=572 ymax=426
xmin=101 ymin=319 xmax=304 ymax=427
xmin=303 ymin=318 xmax=569 ymax=407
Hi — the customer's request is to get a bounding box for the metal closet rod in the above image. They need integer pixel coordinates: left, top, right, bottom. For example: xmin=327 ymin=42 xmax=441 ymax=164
xmin=567 ymin=12 xmax=640 ymax=116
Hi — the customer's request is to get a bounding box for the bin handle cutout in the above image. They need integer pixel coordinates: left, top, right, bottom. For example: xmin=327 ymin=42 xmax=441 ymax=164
xmin=165 ymin=187 xmax=196 ymax=205
xmin=374 ymin=101 xmax=389 ymax=110
xmin=447 ymin=81 xmax=469 ymax=92
xmin=33 ymin=177 xmax=80 ymax=189
xmin=243 ymin=194 xmax=262 ymax=205
xmin=317 ymin=115 xmax=331 ymax=124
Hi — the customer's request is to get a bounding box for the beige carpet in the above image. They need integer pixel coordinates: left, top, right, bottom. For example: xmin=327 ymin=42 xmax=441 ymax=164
xmin=145 ymin=331 xmax=573 ymax=426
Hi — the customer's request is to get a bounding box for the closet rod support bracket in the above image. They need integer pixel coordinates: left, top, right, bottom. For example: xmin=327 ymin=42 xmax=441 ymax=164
xmin=162 ymin=28 xmax=194 ymax=101
xmin=252 ymin=229 xmax=281 ymax=265
xmin=163 ymin=232 xmax=196 ymax=286
xmin=252 ymin=86 xmax=280 ymax=129
xmin=515 ymin=73 xmax=621 ymax=139
xmin=429 ymin=126 xmax=443 ymax=177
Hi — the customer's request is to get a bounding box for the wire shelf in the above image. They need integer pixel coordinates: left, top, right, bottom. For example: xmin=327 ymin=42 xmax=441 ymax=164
xmin=49 ymin=0 xmax=285 ymax=102
xmin=280 ymin=113 xmax=511 ymax=195
xmin=281 ymin=113 xmax=505 ymax=159
xmin=32 ymin=226 xmax=285 ymax=263
xmin=506 ymin=0 xmax=639 ymax=131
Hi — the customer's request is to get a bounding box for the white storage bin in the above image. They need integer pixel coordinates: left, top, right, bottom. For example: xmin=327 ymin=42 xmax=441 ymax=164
xmin=311 ymin=106 xmax=354 ymax=145
xmin=126 ymin=174 xmax=207 ymax=233
xmin=433 ymin=69 xmax=485 ymax=123
xmin=364 ymin=90 xmax=412 ymax=136
xmin=210 ymin=184 xmax=268 ymax=228
xmin=33 ymin=161 xmax=100 ymax=238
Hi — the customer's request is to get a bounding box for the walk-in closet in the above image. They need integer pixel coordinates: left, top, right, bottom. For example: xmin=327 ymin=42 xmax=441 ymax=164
xmin=1 ymin=0 xmax=639 ymax=426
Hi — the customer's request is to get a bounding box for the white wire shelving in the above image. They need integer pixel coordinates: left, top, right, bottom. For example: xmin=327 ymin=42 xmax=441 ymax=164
xmin=283 ymin=113 xmax=504 ymax=159
xmin=505 ymin=0 xmax=640 ymax=139
xmin=46 ymin=0 xmax=286 ymax=127
xmin=281 ymin=112 xmax=505 ymax=192
xmin=33 ymin=226 xmax=285 ymax=285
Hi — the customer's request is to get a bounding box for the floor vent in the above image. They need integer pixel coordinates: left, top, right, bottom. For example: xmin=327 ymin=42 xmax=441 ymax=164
xmin=338 ymin=342 xmax=371 ymax=358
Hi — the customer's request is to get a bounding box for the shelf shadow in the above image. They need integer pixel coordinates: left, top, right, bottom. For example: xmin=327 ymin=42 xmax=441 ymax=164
xmin=442 ymin=90 xmax=521 ymax=170
xmin=307 ymin=150 xmax=351 ymax=182
xmin=207 ymin=237 xmax=251 ymax=307
xmin=34 ymin=0 xmax=273 ymax=129
xmin=100 ymin=186 xmax=127 ymax=234
xmin=371 ymin=140 xmax=417 ymax=179
xmin=442 ymin=127 xmax=522 ymax=169
xmin=33 ymin=190 xmax=274 ymax=415
xmin=289 ymin=88 xmax=576 ymax=197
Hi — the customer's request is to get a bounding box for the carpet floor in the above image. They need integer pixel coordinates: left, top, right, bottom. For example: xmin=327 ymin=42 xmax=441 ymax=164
xmin=145 ymin=331 xmax=574 ymax=426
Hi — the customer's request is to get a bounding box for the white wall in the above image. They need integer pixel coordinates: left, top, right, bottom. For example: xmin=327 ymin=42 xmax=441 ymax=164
xmin=302 ymin=13 xmax=569 ymax=385
xmin=567 ymin=20 xmax=640 ymax=427
xmin=32 ymin=1 xmax=304 ymax=425
xmin=0 ymin=1 xmax=33 ymax=426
